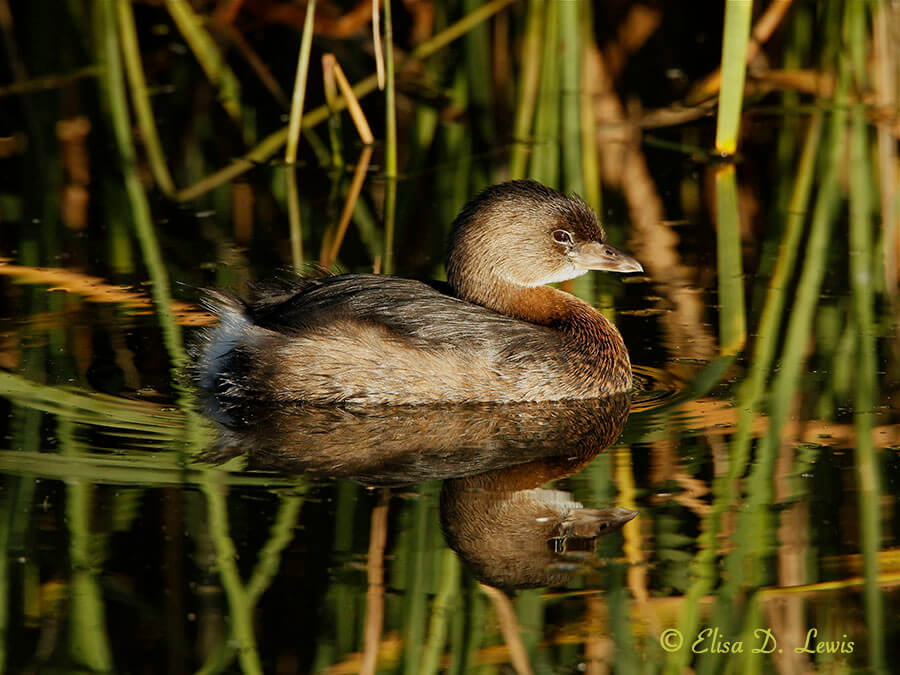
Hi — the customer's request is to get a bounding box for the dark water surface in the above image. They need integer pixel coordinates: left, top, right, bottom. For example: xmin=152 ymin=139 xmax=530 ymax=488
xmin=2 ymin=1 xmax=900 ymax=673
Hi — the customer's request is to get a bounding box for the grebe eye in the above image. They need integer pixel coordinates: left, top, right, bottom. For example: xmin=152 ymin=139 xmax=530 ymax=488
xmin=552 ymin=230 xmax=573 ymax=245
xmin=605 ymin=247 xmax=617 ymax=257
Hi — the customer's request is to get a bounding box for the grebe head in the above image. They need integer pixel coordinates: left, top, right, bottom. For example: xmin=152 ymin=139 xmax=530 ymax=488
xmin=446 ymin=180 xmax=641 ymax=300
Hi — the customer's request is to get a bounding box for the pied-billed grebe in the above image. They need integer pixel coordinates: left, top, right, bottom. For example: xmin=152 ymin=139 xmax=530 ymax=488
xmin=197 ymin=180 xmax=642 ymax=404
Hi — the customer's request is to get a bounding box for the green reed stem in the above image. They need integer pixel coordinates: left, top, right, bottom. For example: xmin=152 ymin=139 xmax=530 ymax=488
xmin=382 ymin=0 xmax=398 ymax=275
xmin=579 ymin=0 xmax=601 ymax=212
xmin=323 ymin=54 xmax=345 ymax=169
xmin=758 ymin=110 xmax=844 ymax=460
xmin=509 ymin=0 xmax=544 ymax=179
xmin=331 ymin=481 xmax=359 ymax=655
xmin=176 ymin=0 xmax=517 ymax=201
xmin=402 ymin=489 xmax=430 ymax=675
xmin=514 ymin=588 xmax=544 ymax=667
xmin=462 ymin=582 xmax=488 ymax=674
xmin=559 ymin=0 xmax=583 ymax=196
xmin=463 ymin=0 xmax=494 ymax=148
xmin=116 ymin=0 xmax=175 ymax=197
xmin=97 ymin=0 xmax=186 ymax=369
xmin=285 ymin=0 xmax=316 ymax=164
xmin=246 ymin=492 xmax=305 ymax=605
xmin=287 ymin=167 xmax=304 ymax=269
xmin=0 ymin=488 xmax=11 ymax=673
xmin=530 ymin=1 xmax=560 ymax=185
xmin=202 ymin=478 xmax=263 ymax=675
xmin=729 ymin=113 xmax=822 ymax=468
xmin=164 ymin=0 xmax=244 ymax=132
xmin=849 ymin=71 xmax=886 ymax=671
xmin=714 ymin=164 xmax=746 ymax=355
xmin=63 ymin=417 xmax=113 ymax=672
xmin=715 ymin=0 xmax=753 ymax=154
xmin=420 ymin=550 xmax=461 ymax=675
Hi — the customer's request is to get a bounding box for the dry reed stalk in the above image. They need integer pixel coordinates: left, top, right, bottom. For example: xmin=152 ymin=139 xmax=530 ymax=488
xmin=372 ymin=0 xmax=385 ymax=89
xmin=321 ymin=146 xmax=374 ymax=268
xmin=584 ymin=596 xmax=614 ymax=675
xmin=360 ymin=492 xmax=390 ymax=675
xmin=480 ymin=585 xmax=533 ymax=675
xmin=327 ymin=55 xmax=375 ymax=144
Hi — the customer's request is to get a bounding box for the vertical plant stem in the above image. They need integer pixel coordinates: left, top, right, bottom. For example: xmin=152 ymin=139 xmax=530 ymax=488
xmin=530 ymin=1 xmax=560 ymax=185
xmin=759 ymin=110 xmax=844 ymax=462
xmin=509 ymin=0 xmax=544 ymax=179
xmin=322 ymin=53 xmax=345 ymax=168
xmin=463 ymin=0 xmax=495 ymax=146
xmin=402 ymin=489 xmax=429 ymax=675
xmin=245 ymin=493 xmax=305 ymax=605
xmin=287 ymin=168 xmax=304 ymax=270
xmin=579 ymin=0 xmax=601 ymax=212
xmin=116 ymin=0 xmax=175 ymax=197
xmin=203 ymin=479 xmax=264 ymax=675
xmin=848 ymin=49 xmax=886 ymax=669
xmin=715 ymin=0 xmax=754 ymax=154
xmin=419 ymin=550 xmax=461 ymax=675
xmin=714 ymin=164 xmax=746 ymax=355
xmin=372 ymin=0 xmax=385 ymax=89
xmin=323 ymin=146 xmax=374 ymax=268
xmin=483 ymin=585 xmax=533 ymax=675
xmin=97 ymin=0 xmax=186 ymax=369
xmin=0 ymin=488 xmax=11 ymax=674
xmin=285 ymin=0 xmax=317 ymax=164
xmin=730 ymin=113 xmax=822 ymax=467
xmin=361 ymin=491 xmax=390 ymax=675
xmin=63 ymin=419 xmax=113 ymax=672
xmin=382 ymin=0 xmax=398 ymax=275
xmin=873 ymin=2 xmax=899 ymax=295
xmin=559 ymin=0 xmax=583 ymax=196
xmin=331 ymin=482 xmax=360 ymax=656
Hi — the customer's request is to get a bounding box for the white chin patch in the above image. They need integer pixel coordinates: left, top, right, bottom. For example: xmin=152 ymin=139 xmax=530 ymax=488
xmin=513 ymin=264 xmax=586 ymax=287
xmin=539 ymin=265 xmax=586 ymax=285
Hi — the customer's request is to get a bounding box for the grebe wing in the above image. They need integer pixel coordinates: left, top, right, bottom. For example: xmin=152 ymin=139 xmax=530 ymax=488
xmin=241 ymin=274 xmax=555 ymax=354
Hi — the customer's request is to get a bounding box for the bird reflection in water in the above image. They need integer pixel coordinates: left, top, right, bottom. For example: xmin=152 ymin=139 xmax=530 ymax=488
xmin=201 ymin=392 xmax=637 ymax=590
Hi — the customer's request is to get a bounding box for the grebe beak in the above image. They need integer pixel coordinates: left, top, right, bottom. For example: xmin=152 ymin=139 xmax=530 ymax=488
xmin=575 ymin=242 xmax=643 ymax=273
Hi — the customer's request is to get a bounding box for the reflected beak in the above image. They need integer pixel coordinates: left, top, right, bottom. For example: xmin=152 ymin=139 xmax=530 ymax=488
xmin=574 ymin=242 xmax=643 ymax=273
xmin=563 ymin=506 xmax=639 ymax=538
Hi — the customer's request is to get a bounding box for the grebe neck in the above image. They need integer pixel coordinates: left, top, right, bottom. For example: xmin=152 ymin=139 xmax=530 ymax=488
xmin=453 ymin=275 xmax=605 ymax=330
xmin=456 ymin=276 xmax=632 ymax=393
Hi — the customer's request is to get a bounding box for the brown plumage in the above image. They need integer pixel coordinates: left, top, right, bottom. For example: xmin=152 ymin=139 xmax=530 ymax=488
xmin=195 ymin=180 xmax=642 ymax=405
